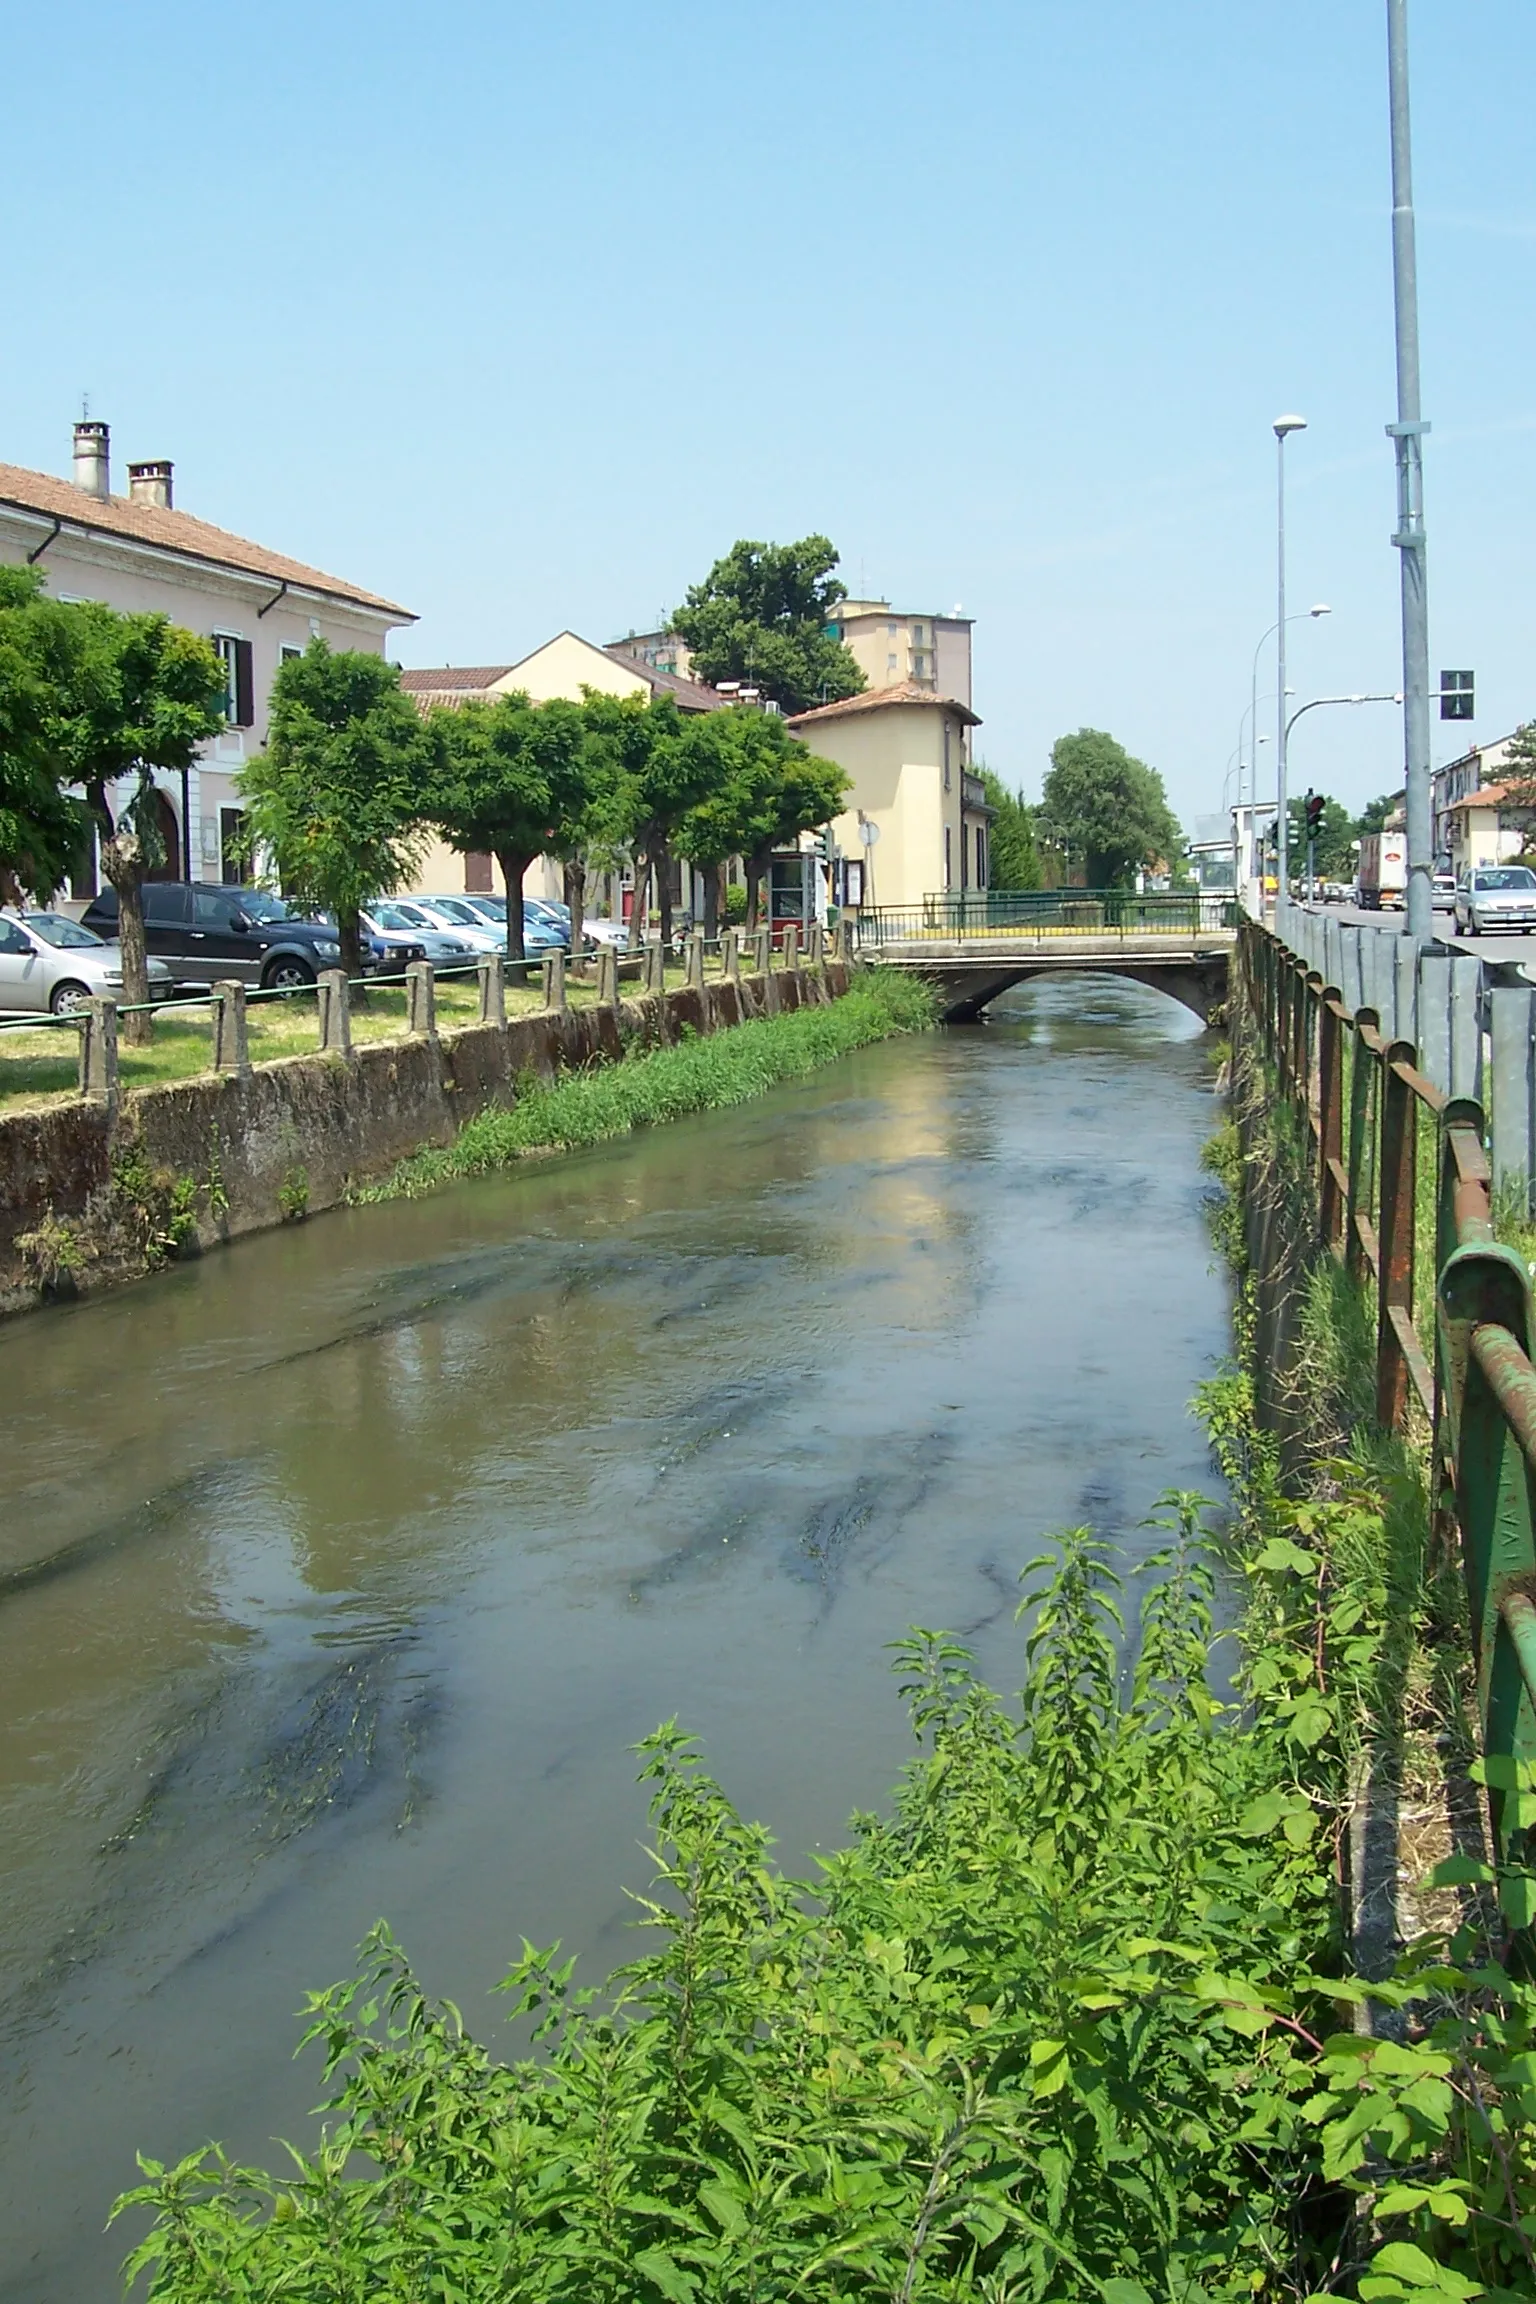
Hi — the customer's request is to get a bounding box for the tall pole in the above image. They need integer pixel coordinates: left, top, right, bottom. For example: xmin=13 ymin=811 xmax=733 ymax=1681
xmin=1387 ymin=0 xmax=1433 ymax=945
xmin=1273 ymin=419 xmax=1306 ymax=911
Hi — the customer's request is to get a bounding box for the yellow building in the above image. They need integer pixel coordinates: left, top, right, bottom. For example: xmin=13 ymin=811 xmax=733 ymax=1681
xmin=829 ymin=601 xmax=973 ymax=708
xmin=787 ymin=682 xmax=987 ymax=913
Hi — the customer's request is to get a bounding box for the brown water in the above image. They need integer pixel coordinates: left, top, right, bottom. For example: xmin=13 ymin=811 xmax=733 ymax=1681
xmin=0 ymin=977 xmax=1229 ymax=2300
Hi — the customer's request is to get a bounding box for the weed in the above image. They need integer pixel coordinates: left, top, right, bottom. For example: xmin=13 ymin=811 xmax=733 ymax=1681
xmin=277 ymin=1165 xmax=310 ymax=1222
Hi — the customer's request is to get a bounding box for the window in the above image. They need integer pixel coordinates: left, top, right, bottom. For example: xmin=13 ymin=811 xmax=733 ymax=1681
xmin=193 ymin=888 xmax=238 ymax=927
xmin=280 ymin=644 xmax=302 ymax=664
xmin=464 ymin=851 xmax=494 ymax=893
xmin=886 ymin=653 xmax=898 ymax=672
xmin=944 ymin=827 xmax=952 ymax=888
xmin=943 ymin=720 xmax=952 ymax=791
xmin=213 ymin=633 xmax=255 ymax=727
xmin=911 ymin=623 xmax=924 ymax=643
xmin=886 ymin=620 xmax=898 ymax=636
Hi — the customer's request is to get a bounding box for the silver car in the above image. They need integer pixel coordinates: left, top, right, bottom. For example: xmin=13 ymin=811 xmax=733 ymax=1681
xmin=1454 ymin=865 xmax=1536 ymax=937
xmin=360 ymin=905 xmax=474 ymax=967
xmin=0 ymin=910 xmax=174 ymax=1014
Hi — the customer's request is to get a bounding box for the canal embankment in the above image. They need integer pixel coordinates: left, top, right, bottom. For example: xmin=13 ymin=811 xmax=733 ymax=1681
xmin=0 ymin=949 xmax=895 ymax=1316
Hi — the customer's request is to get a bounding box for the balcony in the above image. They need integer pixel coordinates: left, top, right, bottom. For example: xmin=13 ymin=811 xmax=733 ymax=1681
xmin=961 ymin=771 xmax=987 ymax=813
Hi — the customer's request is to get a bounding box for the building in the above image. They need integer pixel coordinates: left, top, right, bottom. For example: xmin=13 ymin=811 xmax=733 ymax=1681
xmin=1432 ymin=735 xmax=1525 ymax=873
xmin=0 ymin=419 xmax=414 ymax=890
xmin=787 ymin=682 xmax=987 ymax=912
xmin=827 ymin=601 xmax=973 ymax=710
xmin=398 ymin=631 xmax=725 ymax=905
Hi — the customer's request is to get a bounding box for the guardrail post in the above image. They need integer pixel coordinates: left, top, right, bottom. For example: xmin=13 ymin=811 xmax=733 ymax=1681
xmin=1319 ymin=983 xmax=1345 ymax=1253
xmin=477 ymin=952 xmax=505 ymax=1026
xmin=317 ymin=968 xmax=352 ymax=1055
xmin=1376 ymin=1039 xmax=1418 ymax=1430
xmin=541 ymin=948 xmax=567 ymax=1011
xmin=1449 ymin=953 xmax=1484 ymax=1103
xmin=686 ymin=932 xmax=705 ymax=991
xmin=596 ymin=943 xmax=619 ymax=1009
xmin=721 ymin=928 xmax=741 ymax=984
xmin=211 ymin=980 xmax=251 ymax=1076
xmin=79 ymin=994 xmax=119 ymax=1103
xmin=405 ymin=960 xmax=437 ymax=1039
xmin=1490 ymin=983 xmax=1536 ymax=1217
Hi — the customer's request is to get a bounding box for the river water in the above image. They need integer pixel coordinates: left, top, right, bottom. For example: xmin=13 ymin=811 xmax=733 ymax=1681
xmin=0 ymin=977 xmax=1228 ymax=2300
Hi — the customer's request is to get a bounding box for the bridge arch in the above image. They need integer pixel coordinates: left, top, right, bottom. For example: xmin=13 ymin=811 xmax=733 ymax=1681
xmin=902 ymin=955 xmax=1229 ymax=1027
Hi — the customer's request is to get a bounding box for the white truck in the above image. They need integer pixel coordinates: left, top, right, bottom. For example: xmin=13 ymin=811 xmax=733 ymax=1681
xmin=1356 ymin=832 xmax=1407 ymax=910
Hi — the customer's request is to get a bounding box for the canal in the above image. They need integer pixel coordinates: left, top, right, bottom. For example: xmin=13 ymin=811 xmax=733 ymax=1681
xmin=0 ymin=976 xmax=1229 ymax=2300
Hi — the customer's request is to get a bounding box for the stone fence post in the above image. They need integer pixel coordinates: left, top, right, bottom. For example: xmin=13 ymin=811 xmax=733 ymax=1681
xmin=643 ymin=941 xmax=666 ymax=996
xmin=317 ymin=969 xmax=352 ymax=1055
xmin=753 ymin=926 xmax=771 ymax=976
xmin=79 ymin=994 xmax=119 ymax=1103
xmin=478 ymin=952 xmax=506 ymax=1026
xmin=686 ymin=933 xmax=705 ymax=990
xmin=541 ymin=948 xmax=567 ymax=1011
xmin=211 ymin=980 xmax=251 ymax=1075
xmin=596 ymin=944 xmax=619 ymax=1009
xmin=406 ymin=960 xmax=437 ymax=1039
xmin=722 ymin=929 xmax=741 ymax=984
xmin=807 ymin=921 xmax=824 ymax=967
xmin=781 ymin=922 xmax=800 ymax=974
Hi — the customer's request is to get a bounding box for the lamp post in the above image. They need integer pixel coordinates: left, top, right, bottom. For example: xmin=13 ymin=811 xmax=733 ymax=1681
xmin=1284 ymin=692 xmax=1403 ymax=903
xmin=1272 ymin=415 xmax=1308 ymax=912
xmin=1386 ymin=0 xmax=1433 ymax=945
xmin=1243 ymin=604 xmax=1330 ymax=813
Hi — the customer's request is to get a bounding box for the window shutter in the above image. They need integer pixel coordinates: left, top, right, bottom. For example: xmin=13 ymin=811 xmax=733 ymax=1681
xmin=465 ymin=851 xmax=494 ymax=893
xmin=234 ymin=639 xmax=255 ymax=727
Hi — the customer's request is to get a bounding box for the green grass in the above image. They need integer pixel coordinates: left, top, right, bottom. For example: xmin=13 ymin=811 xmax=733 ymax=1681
xmin=357 ymin=969 xmax=937 ymax=1202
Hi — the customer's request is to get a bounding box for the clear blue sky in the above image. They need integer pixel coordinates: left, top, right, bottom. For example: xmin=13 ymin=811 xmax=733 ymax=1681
xmin=2 ymin=1 xmax=1531 ymax=829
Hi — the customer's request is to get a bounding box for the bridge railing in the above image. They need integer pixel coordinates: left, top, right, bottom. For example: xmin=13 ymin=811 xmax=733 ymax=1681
xmin=854 ymin=891 xmax=1239 ymax=945
xmin=1242 ymin=917 xmax=1536 ymax=1873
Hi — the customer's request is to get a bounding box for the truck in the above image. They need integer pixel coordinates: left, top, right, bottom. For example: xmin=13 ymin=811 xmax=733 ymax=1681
xmin=1356 ymin=831 xmax=1407 ymax=910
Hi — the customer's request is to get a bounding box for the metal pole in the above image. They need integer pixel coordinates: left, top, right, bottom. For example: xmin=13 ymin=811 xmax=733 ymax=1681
xmin=1387 ymin=0 xmax=1433 ymax=947
xmin=1276 ymin=433 xmax=1289 ymax=914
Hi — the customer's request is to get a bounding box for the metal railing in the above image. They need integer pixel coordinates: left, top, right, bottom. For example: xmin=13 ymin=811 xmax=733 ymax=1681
xmin=1243 ymin=918 xmax=1536 ymax=1862
xmin=855 ymin=891 xmax=1240 ymax=945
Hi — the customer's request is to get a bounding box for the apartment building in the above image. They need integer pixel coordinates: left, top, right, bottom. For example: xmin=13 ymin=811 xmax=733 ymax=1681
xmin=828 ymin=600 xmax=973 ymax=711
xmin=0 ymin=420 xmax=414 ymax=890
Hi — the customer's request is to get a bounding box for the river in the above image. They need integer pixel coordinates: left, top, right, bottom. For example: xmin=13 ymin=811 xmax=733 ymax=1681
xmin=0 ymin=976 xmax=1228 ymax=2299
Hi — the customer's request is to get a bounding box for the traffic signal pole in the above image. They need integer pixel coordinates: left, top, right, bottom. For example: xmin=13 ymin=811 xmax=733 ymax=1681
xmin=1386 ymin=0 xmax=1434 ymax=947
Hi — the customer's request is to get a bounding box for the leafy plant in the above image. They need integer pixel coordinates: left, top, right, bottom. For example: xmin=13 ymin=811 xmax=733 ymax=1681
xmin=277 ymin=1165 xmax=310 ymax=1222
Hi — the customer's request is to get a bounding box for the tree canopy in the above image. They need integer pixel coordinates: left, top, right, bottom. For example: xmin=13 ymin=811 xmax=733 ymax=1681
xmin=671 ymin=537 xmax=866 ymax=716
xmin=431 ymin=691 xmax=588 ymax=960
xmin=978 ymin=768 xmax=1041 ymax=892
xmin=0 ymin=566 xmax=89 ymax=905
xmin=581 ymin=692 xmax=719 ymax=943
xmin=1355 ymin=790 xmax=1403 ymax=838
xmin=1039 ymin=728 xmax=1182 ymax=888
xmin=239 ymin=642 xmax=437 ymax=981
xmin=675 ymin=711 xmax=848 ymax=931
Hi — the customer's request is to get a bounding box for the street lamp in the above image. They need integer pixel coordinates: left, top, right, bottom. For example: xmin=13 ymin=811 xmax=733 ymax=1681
xmin=1386 ymin=0 xmax=1433 ymax=945
xmin=1272 ymin=416 xmax=1309 ymax=914
xmin=1242 ymin=605 xmax=1330 ymax=811
xmin=1284 ymin=691 xmax=1403 ymax=900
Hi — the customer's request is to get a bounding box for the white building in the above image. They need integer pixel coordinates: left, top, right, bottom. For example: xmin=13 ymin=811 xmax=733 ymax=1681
xmin=0 ymin=419 xmax=415 ymax=892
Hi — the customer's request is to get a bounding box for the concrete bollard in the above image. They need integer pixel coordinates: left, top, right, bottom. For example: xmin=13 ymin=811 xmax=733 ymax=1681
xmin=686 ymin=933 xmax=705 ymax=990
xmin=78 ymin=994 xmax=119 ymax=1102
xmin=807 ymin=921 xmax=825 ymax=967
xmin=541 ymin=948 xmax=567 ymax=1011
xmin=721 ymin=928 xmax=741 ymax=984
xmin=596 ymin=943 xmax=619 ymax=1008
xmin=1490 ymin=984 xmax=1536 ymax=1214
xmin=317 ymin=968 xmax=352 ymax=1055
xmin=781 ymin=922 xmax=800 ymax=974
xmin=643 ymin=941 xmax=666 ymax=996
xmin=478 ymin=952 xmax=506 ymax=1026
xmin=405 ymin=960 xmax=437 ymax=1039
xmin=753 ymin=926 xmax=771 ymax=976
xmin=211 ymin=979 xmax=251 ymax=1075
xmin=834 ymin=916 xmax=852 ymax=964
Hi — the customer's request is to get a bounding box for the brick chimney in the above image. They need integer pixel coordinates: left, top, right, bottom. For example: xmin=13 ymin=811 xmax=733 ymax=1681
xmin=73 ymin=419 xmax=110 ymax=499
xmin=128 ymin=459 xmax=173 ymax=510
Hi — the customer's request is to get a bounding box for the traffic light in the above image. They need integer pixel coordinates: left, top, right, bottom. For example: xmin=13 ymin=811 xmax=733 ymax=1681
xmin=1304 ymin=791 xmax=1325 ymax=840
xmin=1440 ymin=669 xmax=1474 ymax=721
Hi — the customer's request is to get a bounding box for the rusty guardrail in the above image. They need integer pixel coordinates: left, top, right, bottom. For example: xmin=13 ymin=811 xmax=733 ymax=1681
xmin=1243 ymin=917 xmax=1536 ymax=1860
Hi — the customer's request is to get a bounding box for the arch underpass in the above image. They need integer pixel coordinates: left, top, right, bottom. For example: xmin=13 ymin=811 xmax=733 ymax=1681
xmin=861 ymin=937 xmax=1232 ymax=1025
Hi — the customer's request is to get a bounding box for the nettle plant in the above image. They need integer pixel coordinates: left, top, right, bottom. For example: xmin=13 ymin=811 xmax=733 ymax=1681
xmin=116 ymin=1490 xmax=1535 ymax=2303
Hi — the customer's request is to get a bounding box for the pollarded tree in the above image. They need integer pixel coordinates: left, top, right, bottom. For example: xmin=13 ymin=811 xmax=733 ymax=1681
xmin=42 ymin=598 xmax=227 ymax=1042
xmin=430 ymin=691 xmax=588 ymax=962
xmin=1039 ymin=728 xmax=1183 ymax=889
xmin=0 ymin=567 xmax=89 ymax=906
xmin=671 ymin=537 xmax=866 ymax=715
xmin=238 ymin=642 xmax=438 ymax=985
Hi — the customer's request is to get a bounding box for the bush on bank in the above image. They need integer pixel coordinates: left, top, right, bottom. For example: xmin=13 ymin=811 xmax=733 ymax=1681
xmin=359 ymin=968 xmax=938 ymax=1201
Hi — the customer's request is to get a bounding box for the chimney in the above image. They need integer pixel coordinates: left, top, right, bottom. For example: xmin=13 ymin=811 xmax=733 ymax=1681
xmin=73 ymin=419 xmax=110 ymax=499
xmin=127 ymin=459 xmax=173 ymax=510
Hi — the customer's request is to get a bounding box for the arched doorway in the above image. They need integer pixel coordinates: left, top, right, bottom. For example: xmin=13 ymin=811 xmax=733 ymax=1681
xmin=146 ymin=790 xmax=181 ymax=882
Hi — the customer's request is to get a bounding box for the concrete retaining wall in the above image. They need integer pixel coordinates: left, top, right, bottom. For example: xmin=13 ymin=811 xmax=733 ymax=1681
xmin=0 ymin=962 xmax=850 ymax=1317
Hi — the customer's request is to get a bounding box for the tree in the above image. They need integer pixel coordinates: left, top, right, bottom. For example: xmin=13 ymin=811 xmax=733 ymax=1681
xmin=671 ymin=537 xmax=866 ymax=715
xmin=430 ymin=691 xmax=588 ymax=962
xmin=40 ymin=598 xmax=227 ymax=1042
xmin=1494 ymin=723 xmax=1536 ymax=851
xmin=675 ymin=711 xmax=848 ymax=934
xmin=978 ymin=768 xmax=1041 ymax=891
xmin=0 ymin=567 xmax=89 ymax=905
xmin=581 ymin=693 xmax=718 ymax=945
xmin=238 ymin=643 xmax=437 ymax=985
xmin=1038 ymin=728 xmax=1183 ymax=889
xmin=1355 ymin=790 xmax=1403 ymax=838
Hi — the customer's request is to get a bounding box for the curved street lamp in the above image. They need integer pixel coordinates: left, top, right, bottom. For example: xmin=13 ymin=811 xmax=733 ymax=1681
xmin=1284 ymin=692 xmax=1403 ymax=901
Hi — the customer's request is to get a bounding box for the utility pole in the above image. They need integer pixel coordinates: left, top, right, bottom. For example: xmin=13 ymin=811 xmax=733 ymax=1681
xmin=1387 ymin=0 xmax=1433 ymax=946
xmin=1273 ymin=416 xmax=1307 ymax=915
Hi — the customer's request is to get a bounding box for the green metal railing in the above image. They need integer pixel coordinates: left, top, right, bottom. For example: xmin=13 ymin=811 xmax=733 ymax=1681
xmin=1243 ymin=918 xmax=1536 ymax=1866
xmin=855 ymin=890 xmax=1239 ymax=945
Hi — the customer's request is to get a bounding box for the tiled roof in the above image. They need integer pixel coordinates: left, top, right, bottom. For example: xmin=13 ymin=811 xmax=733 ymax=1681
xmin=787 ymin=679 xmax=981 ymax=729
xmin=1447 ymin=780 xmax=1523 ymax=811
xmin=0 ymin=461 xmax=414 ymax=620
xmin=599 ymin=647 xmax=726 ymax=712
xmin=399 ymin=666 xmax=516 ymax=692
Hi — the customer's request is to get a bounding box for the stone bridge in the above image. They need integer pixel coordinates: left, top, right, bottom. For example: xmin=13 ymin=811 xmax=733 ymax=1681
xmin=860 ymin=931 xmax=1233 ymax=1024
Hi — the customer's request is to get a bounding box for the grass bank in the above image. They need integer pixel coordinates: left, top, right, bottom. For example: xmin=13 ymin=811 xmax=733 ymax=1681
xmin=356 ymin=967 xmax=937 ymax=1203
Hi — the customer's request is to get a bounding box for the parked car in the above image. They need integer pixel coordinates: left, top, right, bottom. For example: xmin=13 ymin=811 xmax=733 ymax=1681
xmin=385 ymin=899 xmax=507 ymax=955
xmin=436 ymin=892 xmax=569 ymax=952
xmin=581 ymin=916 xmax=632 ymax=949
xmin=359 ymin=904 xmax=476 ymax=967
xmin=0 ymin=910 xmax=174 ymax=1014
xmin=1432 ymin=873 xmax=1457 ymax=911
xmin=1453 ymin=865 xmax=1536 ymax=937
xmin=81 ymin=883 xmax=345 ymax=989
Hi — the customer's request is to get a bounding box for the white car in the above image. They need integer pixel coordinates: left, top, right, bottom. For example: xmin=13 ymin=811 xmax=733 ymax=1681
xmin=1453 ymin=866 xmax=1536 ymax=937
xmin=359 ymin=905 xmax=475 ymax=966
xmin=384 ymin=898 xmax=504 ymax=954
xmin=0 ymin=910 xmax=174 ymax=1014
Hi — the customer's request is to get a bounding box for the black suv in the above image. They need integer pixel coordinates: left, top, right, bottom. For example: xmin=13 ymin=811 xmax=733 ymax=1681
xmin=82 ymin=884 xmax=347 ymax=990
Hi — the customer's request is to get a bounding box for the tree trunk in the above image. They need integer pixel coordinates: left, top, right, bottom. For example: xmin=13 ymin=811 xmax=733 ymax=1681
xmin=702 ymin=863 xmax=721 ymax=940
xmin=745 ymin=846 xmax=770 ymax=933
xmin=495 ymin=848 xmax=533 ymax=963
xmin=564 ymin=855 xmax=586 ymax=968
xmin=627 ymin=855 xmax=649 ymax=948
xmin=657 ymin=843 xmax=674 ymax=948
xmin=101 ymin=831 xmax=154 ymax=1046
xmin=338 ymin=904 xmax=368 ymax=1005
